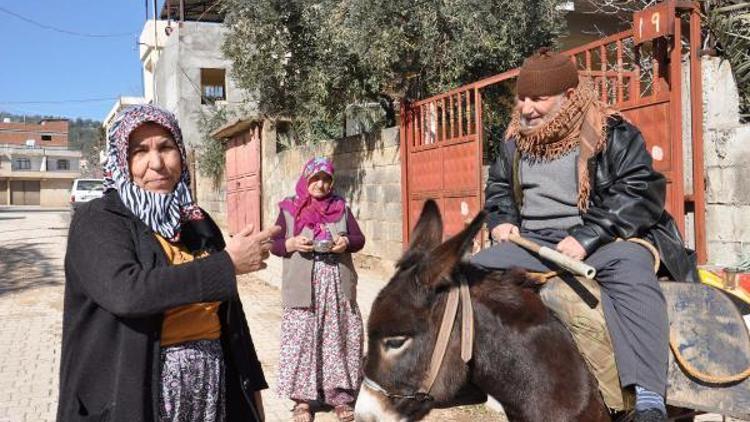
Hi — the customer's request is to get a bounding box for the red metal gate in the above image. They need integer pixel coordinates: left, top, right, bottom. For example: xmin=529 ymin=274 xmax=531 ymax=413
xmin=401 ymin=1 xmax=706 ymax=263
xmin=222 ymin=121 xmax=262 ymax=235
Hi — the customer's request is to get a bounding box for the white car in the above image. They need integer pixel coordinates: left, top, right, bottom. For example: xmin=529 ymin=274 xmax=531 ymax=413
xmin=70 ymin=178 xmax=105 ymax=210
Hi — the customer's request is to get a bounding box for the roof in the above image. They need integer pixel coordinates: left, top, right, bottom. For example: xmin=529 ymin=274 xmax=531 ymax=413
xmin=160 ymin=0 xmax=224 ymax=23
xmin=210 ymin=117 xmax=263 ymax=140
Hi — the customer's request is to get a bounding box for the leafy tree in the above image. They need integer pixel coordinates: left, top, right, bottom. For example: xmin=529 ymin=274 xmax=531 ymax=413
xmin=703 ymin=0 xmax=749 ymax=121
xmin=583 ymin=0 xmax=750 ymax=122
xmin=221 ymin=0 xmax=567 ymax=141
xmin=194 ymin=105 xmax=232 ymax=186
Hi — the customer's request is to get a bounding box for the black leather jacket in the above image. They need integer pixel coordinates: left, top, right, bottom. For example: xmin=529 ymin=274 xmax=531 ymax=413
xmin=484 ymin=117 xmax=698 ymax=283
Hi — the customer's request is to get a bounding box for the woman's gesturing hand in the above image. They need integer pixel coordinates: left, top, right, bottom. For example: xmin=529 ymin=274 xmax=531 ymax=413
xmin=226 ymin=224 xmax=282 ymax=275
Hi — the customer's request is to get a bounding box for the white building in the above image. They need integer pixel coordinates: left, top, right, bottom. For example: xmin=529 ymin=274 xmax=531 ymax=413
xmin=133 ymin=0 xmax=253 ymax=225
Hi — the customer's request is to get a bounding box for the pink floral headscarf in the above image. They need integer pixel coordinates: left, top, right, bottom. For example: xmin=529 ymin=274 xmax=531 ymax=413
xmin=278 ymin=157 xmax=346 ymax=240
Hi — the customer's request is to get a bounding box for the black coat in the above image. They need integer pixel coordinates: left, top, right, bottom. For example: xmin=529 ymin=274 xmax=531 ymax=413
xmin=57 ymin=191 xmax=267 ymax=422
xmin=484 ymin=117 xmax=698 ymax=283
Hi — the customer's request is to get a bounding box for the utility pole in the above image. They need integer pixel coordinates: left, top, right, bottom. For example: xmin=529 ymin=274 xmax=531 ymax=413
xmin=153 ymin=0 xmax=159 ymax=104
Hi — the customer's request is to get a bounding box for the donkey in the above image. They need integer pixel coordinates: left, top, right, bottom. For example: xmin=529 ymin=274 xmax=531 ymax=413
xmin=354 ymin=199 xmax=611 ymax=422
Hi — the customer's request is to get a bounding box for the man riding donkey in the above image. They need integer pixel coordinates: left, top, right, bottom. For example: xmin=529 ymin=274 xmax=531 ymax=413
xmin=472 ymin=48 xmax=698 ymax=422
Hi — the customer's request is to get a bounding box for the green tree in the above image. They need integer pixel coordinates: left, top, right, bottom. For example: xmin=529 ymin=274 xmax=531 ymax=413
xmin=583 ymin=0 xmax=750 ymax=122
xmin=195 ymin=105 xmax=234 ymax=186
xmin=703 ymin=0 xmax=750 ymax=121
xmin=221 ymin=0 xmax=567 ymax=141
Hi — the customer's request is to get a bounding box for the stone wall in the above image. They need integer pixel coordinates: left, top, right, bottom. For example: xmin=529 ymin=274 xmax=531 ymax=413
xmin=260 ymin=123 xmax=403 ymax=272
xmin=702 ymin=57 xmax=750 ymax=266
xmin=195 ymin=170 xmax=227 ymax=228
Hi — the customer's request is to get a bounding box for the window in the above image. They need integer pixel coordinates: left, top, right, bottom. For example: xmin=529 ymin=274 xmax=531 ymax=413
xmin=200 ymin=68 xmax=226 ymax=104
xmin=76 ymin=179 xmax=104 ymax=192
xmin=57 ymin=159 xmax=70 ymax=170
xmin=14 ymin=158 xmax=31 ymax=170
xmin=41 ymin=134 xmax=52 ymax=141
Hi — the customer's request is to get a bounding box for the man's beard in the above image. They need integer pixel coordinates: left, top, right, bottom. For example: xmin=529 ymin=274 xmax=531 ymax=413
xmin=518 ymin=97 xmax=566 ymax=133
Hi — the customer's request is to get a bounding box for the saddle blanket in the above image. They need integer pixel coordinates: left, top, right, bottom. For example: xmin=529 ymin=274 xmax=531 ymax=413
xmin=541 ymin=278 xmax=750 ymax=418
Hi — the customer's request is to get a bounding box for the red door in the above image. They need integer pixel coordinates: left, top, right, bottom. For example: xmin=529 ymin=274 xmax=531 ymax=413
xmin=225 ymin=124 xmax=262 ymax=235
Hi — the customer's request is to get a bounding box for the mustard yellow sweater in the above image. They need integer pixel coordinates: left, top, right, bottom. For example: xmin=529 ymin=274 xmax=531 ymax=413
xmin=154 ymin=234 xmax=221 ymax=347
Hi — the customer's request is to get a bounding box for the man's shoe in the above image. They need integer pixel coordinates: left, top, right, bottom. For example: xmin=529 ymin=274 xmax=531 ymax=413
xmin=634 ymin=408 xmax=667 ymax=422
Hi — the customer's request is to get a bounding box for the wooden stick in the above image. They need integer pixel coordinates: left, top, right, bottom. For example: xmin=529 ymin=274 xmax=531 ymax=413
xmin=508 ymin=234 xmax=597 ymax=280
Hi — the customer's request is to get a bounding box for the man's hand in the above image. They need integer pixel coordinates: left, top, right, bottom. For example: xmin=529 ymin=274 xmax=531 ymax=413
xmin=285 ymin=235 xmax=313 ymax=253
xmin=491 ymin=223 xmax=519 ymax=242
xmin=556 ymin=236 xmax=587 ymax=261
xmin=225 ymin=224 xmax=282 ymax=275
xmin=330 ymin=235 xmax=349 ymax=254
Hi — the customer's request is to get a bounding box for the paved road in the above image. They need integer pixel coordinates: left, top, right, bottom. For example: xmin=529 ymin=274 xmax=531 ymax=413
xmin=0 ymin=206 xmax=740 ymax=421
xmin=0 ymin=208 xmax=69 ymax=422
xmin=0 ymin=208 xmax=493 ymax=422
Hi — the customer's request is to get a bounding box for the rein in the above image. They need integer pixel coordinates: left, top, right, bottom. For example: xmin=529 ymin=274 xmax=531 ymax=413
xmin=363 ymin=277 xmax=474 ymax=402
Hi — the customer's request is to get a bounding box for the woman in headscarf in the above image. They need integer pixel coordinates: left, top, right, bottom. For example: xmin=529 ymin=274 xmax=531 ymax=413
xmin=57 ymin=104 xmax=279 ymax=422
xmin=270 ymin=157 xmax=365 ymax=422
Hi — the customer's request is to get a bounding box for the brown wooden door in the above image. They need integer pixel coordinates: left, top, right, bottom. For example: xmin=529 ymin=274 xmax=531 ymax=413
xmin=10 ymin=181 xmax=41 ymax=205
xmin=0 ymin=180 xmax=7 ymax=205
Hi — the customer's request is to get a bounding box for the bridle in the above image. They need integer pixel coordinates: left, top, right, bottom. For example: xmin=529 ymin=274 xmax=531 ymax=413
xmin=363 ymin=276 xmax=474 ymax=402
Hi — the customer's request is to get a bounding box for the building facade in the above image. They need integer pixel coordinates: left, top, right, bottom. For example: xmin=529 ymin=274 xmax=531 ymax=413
xmin=0 ymin=118 xmax=82 ymax=206
xmin=121 ymin=1 xmax=253 ymax=227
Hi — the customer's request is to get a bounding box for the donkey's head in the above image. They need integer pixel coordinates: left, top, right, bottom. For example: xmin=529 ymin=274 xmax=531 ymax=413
xmin=355 ymin=200 xmax=485 ymax=422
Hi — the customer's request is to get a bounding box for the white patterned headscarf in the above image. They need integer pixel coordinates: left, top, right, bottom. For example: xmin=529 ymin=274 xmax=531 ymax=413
xmin=104 ymin=104 xmax=204 ymax=242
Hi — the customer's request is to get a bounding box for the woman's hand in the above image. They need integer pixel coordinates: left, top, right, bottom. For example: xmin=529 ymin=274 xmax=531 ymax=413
xmin=330 ymin=236 xmax=349 ymax=254
xmin=225 ymin=224 xmax=281 ymax=275
xmin=285 ymin=235 xmax=313 ymax=253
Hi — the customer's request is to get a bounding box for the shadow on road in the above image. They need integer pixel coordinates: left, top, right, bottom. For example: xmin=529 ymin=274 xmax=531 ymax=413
xmin=0 ymin=242 xmax=62 ymax=297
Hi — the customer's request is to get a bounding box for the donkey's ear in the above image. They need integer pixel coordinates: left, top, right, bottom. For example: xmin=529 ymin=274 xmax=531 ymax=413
xmin=422 ymin=210 xmax=487 ymax=287
xmin=408 ymin=199 xmax=443 ymax=251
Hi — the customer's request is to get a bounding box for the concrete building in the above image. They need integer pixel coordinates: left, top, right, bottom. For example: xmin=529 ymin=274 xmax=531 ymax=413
xmin=0 ymin=118 xmax=82 ymax=206
xmin=103 ymin=96 xmax=149 ymax=132
xmin=0 ymin=118 xmax=69 ymax=147
xmin=126 ymin=0 xmax=253 ymax=226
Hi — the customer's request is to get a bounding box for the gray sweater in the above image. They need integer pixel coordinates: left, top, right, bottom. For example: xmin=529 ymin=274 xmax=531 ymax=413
xmin=520 ymin=150 xmax=583 ymax=231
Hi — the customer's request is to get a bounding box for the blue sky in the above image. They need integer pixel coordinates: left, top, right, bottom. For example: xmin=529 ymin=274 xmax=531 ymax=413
xmin=0 ymin=1 xmax=165 ymax=121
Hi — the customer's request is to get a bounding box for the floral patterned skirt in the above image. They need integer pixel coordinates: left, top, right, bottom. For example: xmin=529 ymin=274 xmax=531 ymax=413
xmin=159 ymin=339 xmax=225 ymax=422
xmin=277 ymin=255 xmax=364 ymax=406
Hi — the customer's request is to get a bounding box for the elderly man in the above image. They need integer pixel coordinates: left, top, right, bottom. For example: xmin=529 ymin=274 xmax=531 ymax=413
xmin=472 ymin=49 xmax=697 ymax=422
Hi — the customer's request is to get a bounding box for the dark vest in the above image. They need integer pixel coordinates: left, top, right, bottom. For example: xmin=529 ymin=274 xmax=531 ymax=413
xmin=280 ymin=209 xmax=358 ymax=308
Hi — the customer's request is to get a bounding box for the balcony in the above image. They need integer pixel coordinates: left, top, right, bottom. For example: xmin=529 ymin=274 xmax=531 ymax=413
xmin=0 ymin=144 xmax=82 ymax=179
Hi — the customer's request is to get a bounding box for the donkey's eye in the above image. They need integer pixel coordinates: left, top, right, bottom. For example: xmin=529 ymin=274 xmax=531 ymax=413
xmin=383 ymin=336 xmax=408 ymax=349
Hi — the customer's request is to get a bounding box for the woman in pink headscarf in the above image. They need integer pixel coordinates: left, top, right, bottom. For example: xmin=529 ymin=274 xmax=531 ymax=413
xmin=270 ymin=157 xmax=365 ymax=422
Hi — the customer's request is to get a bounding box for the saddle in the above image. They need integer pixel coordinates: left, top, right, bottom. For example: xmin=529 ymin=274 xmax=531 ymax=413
xmin=538 ymin=272 xmax=750 ymax=418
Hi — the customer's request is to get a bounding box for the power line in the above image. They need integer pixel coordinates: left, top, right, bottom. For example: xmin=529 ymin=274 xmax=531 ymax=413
xmin=0 ymin=6 xmax=136 ymax=38
xmin=0 ymin=97 xmax=119 ymax=105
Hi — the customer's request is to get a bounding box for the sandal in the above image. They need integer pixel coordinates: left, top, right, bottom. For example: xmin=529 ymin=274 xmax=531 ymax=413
xmin=334 ymin=404 xmax=355 ymax=422
xmin=292 ymin=402 xmax=314 ymax=422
